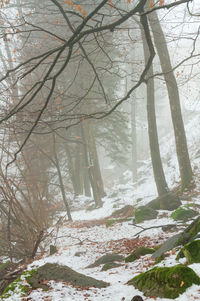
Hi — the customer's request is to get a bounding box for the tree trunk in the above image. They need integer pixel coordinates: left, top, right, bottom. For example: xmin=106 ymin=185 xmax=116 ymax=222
xmin=74 ymin=139 xmax=84 ymax=196
xmin=131 ymin=97 xmax=138 ymax=183
xmin=53 ymin=136 xmax=72 ymax=221
xmin=141 ymin=22 xmax=169 ymax=196
xmin=80 ymin=123 xmax=91 ymax=197
xmin=148 ymin=10 xmax=193 ymax=190
xmin=89 ymin=123 xmax=106 ymax=198
xmin=82 ymin=121 xmax=103 ymax=207
xmin=64 ymin=145 xmax=77 ymax=196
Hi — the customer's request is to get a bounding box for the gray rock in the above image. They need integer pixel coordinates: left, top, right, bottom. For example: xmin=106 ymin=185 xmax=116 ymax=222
xmin=86 ymin=253 xmax=124 ymax=268
xmin=152 ymin=233 xmax=182 ymax=259
xmin=131 ymin=296 xmax=144 ymax=301
xmin=28 ymin=263 xmax=109 ymax=289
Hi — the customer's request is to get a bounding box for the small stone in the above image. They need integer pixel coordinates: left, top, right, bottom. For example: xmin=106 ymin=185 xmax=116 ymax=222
xmin=131 ymin=296 xmax=144 ymax=301
xmin=49 ymin=245 xmax=57 ymax=256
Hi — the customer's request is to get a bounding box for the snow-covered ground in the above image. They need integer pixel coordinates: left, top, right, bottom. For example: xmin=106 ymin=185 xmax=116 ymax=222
xmin=2 ymin=114 xmax=200 ymax=301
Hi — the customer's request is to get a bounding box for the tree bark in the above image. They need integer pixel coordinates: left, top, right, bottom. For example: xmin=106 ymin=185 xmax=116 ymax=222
xmin=148 ymin=10 xmax=193 ymax=190
xmin=53 ymin=136 xmax=72 ymax=221
xmin=131 ymin=97 xmax=138 ymax=183
xmin=80 ymin=123 xmax=91 ymax=197
xmin=141 ymin=19 xmax=169 ymax=196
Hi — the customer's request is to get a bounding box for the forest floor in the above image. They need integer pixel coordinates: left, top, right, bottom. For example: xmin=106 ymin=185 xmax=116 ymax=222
xmin=2 ymin=115 xmax=200 ymax=300
xmin=4 ymin=178 xmax=200 ymax=301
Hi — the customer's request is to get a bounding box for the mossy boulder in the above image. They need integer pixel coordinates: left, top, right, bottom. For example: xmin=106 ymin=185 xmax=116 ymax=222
xmin=170 ymin=206 xmax=198 ymax=222
xmin=134 ymin=206 xmax=158 ymax=223
xmin=1 ymin=269 xmax=35 ymax=299
xmin=128 ymin=264 xmax=200 ymax=299
xmin=101 ymin=262 xmax=123 ymax=271
xmin=87 ymin=254 xmax=124 ymax=268
xmin=28 ymin=263 xmax=109 ymax=289
xmin=125 ymin=247 xmax=155 ymax=263
xmin=148 ymin=192 xmax=181 ymax=211
xmin=176 ymin=240 xmax=200 ymax=264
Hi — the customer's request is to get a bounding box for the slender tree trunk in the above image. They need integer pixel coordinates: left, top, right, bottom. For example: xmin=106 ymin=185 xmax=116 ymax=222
xmin=131 ymin=97 xmax=138 ymax=183
xmin=64 ymin=145 xmax=77 ymax=195
xmin=141 ymin=23 xmax=169 ymax=196
xmin=148 ymin=10 xmax=193 ymax=190
xmin=82 ymin=121 xmax=103 ymax=207
xmin=80 ymin=123 xmax=91 ymax=197
xmin=53 ymin=135 xmax=72 ymax=221
xmin=89 ymin=123 xmax=106 ymax=198
xmin=74 ymin=138 xmax=84 ymax=196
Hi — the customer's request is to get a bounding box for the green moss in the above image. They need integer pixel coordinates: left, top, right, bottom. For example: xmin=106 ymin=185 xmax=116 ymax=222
xmin=154 ymin=254 xmax=166 ymax=265
xmin=106 ymin=219 xmax=116 ymax=227
xmin=125 ymin=247 xmax=155 ymax=263
xmin=0 ymin=262 xmax=11 ymax=272
xmin=101 ymin=262 xmax=122 ymax=271
xmin=175 ymin=217 xmax=200 ymax=246
xmin=170 ymin=206 xmax=198 ymax=222
xmin=128 ymin=264 xmax=200 ymax=299
xmin=106 ymin=218 xmax=132 ymax=227
xmin=134 ymin=206 xmax=158 ymax=224
xmin=176 ymin=240 xmax=200 ymax=264
xmin=1 ymin=269 xmax=36 ymax=299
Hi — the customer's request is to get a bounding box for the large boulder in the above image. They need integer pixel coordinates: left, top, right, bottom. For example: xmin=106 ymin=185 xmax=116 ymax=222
xmin=176 ymin=240 xmax=200 ymax=264
xmin=134 ymin=206 xmax=158 ymax=224
xmin=28 ymin=263 xmax=109 ymax=289
xmin=128 ymin=265 xmax=200 ymax=299
xmin=148 ymin=192 xmax=181 ymax=211
xmin=170 ymin=206 xmax=198 ymax=222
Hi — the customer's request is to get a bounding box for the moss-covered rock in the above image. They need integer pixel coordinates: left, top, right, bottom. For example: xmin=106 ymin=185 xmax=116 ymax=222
xmin=154 ymin=254 xmax=167 ymax=265
xmin=101 ymin=262 xmax=123 ymax=271
xmin=128 ymin=264 xmax=200 ymax=299
xmin=134 ymin=206 xmax=158 ymax=223
xmin=1 ymin=269 xmax=35 ymax=299
xmin=176 ymin=240 xmax=200 ymax=264
xmin=147 ymin=192 xmax=181 ymax=211
xmin=170 ymin=206 xmax=198 ymax=222
xmin=125 ymin=247 xmax=155 ymax=263
xmin=28 ymin=263 xmax=109 ymax=289
xmin=106 ymin=219 xmax=117 ymax=227
xmin=87 ymin=253 xmax=124 ymax=268
xmin=184 ymin=203 xmax=200 ymax=209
